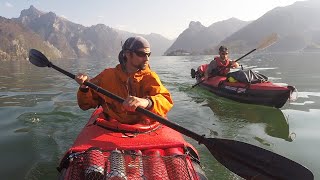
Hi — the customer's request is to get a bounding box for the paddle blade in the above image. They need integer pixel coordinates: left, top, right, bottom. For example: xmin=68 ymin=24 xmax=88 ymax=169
xmin=205 ymin=138 xmax=313 ymax=180
xmin=29 ymin=49 xmax=50 ymax=67
xmin=257 ymin=33 xmax=278 ymax=50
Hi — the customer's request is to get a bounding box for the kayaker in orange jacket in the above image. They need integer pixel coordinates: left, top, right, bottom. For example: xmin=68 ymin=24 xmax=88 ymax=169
xmin=204 ymin=46 xmax=239 ymax=79
xmin=75 ymin=36 xmax=173 ymax=124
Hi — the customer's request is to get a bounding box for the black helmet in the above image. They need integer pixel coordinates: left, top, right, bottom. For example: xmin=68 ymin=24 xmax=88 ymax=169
xmin=119 ymin=36 xmax=150 ymax=65
xmin=122 ymin=36 xmax=150 ymax=51
xmin=219 ymin=46 xmax=228 ymax=53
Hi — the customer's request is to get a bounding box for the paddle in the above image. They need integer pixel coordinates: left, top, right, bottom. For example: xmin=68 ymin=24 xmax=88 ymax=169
xmin=192 ymin=33 xmax=278 ymax=88
xmin=28 ymin=49 xmax=313 ymax=180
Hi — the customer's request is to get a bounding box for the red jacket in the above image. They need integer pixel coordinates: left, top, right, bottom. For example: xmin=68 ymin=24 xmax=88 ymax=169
xmin=214 ymin=56 xmax=231 ymax=76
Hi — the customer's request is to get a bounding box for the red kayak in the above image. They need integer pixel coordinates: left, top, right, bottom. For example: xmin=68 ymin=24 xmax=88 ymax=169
xmin=191 ymin=64 xmax=296 ymax=108
xmin=57 ymin=108 xmax=207 ymax=180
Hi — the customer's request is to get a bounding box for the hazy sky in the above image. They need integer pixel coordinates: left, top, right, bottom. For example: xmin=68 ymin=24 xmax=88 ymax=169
xmin=0 ymin=0 xmax=305 ymax=39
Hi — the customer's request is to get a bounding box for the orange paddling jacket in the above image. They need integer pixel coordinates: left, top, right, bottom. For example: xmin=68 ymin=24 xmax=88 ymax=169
xmin=77 ymin=64 xmax=173 ymax=124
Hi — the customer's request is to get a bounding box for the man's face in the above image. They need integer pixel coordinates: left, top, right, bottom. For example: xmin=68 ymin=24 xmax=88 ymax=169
xmin=127 ymin=47 xmax=151 ymax=71
xmin=219 ymin=51 xmax=228 ymax=60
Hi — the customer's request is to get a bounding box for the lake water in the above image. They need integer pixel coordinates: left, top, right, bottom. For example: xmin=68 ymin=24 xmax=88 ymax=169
xmin=0 ymin=52 xmax=319 ymax=180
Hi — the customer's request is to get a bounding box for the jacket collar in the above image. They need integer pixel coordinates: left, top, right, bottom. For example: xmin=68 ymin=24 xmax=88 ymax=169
xmin=115 ymin=64 xmax=151 ymax=83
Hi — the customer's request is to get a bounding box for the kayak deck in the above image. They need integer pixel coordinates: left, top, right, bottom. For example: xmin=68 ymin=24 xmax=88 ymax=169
xmin=58 ymin=108 xmax=207 ymax=180
xmin=61 ymin=148 xmax=200 ymax=180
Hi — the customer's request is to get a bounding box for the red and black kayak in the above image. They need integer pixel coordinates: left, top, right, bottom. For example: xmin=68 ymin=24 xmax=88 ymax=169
xmin=57 ymin=108 xmax=207 ymax=180
xmin=191 ymin=64 xmax=296 ymax=108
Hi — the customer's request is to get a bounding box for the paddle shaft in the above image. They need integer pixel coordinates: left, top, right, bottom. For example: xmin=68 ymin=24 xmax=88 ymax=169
xmin=48 ymin=62 xmax=76 ymax=79
xmin=48 ymin=63 xmax=207 ymax=143
xmin=234 ymin=48 xmax=256 ymax=63
xmin=192 ymin=48 xmax=257 ymax=88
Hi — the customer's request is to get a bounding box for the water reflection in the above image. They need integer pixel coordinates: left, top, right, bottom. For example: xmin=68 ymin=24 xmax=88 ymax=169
xmin=204 ymin=97 xmax=294 ymax=142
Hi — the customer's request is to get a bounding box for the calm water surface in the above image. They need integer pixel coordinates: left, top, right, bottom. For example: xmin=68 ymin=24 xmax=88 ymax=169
xmin=0 ymin=52 xmax=319 ymax=180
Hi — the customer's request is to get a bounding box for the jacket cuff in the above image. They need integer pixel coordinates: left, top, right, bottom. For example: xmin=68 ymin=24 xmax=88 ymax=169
xmin=79 ymin=86 xmax=89 ymax=93
xmin=145 ymin=98 xmax=153 ymax=109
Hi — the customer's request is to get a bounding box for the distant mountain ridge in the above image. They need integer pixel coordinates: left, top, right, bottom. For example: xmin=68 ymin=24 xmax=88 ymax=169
xmin=218 ymin=0 xmax=320 ymax=53
xmin=165 ymin=18 xmax=250 ymax=55
xmin=1 ymin=1 xmax=320 ymax=61
xmin=14 ymin=6 xmax=87 ymax=58
xmin=0 ymin=5 xmax=173 ymax=60
xmin=13 ymin=5 xmax=173 ymax=59
xmin=0 ymin=16 xmax=61 ymax=61
xmin=166 ymin=0 xmax=320 ymax=55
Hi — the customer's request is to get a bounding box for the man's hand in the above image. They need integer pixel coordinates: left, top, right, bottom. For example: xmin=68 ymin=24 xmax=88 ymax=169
xmin=231 ymin=61 xmax=240 ymax=68
xmin=75 ymin=73 xmax=89 ymax=88
xmin=123 ymin=96 xmax=150 ymax=111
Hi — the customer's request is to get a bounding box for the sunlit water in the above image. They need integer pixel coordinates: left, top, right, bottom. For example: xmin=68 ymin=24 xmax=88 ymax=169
xmin=0 ymin=52 xmax=320 ymax=179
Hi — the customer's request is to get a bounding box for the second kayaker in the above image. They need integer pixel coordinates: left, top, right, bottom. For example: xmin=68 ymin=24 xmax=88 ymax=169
xmin=204 ymin=46 xmax=239 ymax=80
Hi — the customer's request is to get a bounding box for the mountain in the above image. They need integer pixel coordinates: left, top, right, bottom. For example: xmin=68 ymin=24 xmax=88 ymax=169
xmin=8 ymin=5 xmax=173 ymax=60
xmin=144 ymin=33 xmax=174 ymax=56
xmin=0 ymin=16 xmax=61 ymax=61
xmin=14 ymin=6 xmax=121 ymax=58
xmin=218 ymin=0 xmax=320 ymax=53
xmin=14 ymin=5 xmax=86 ymax=58
xmin=2 ymin=1 xmax=320 ymax=61
xmin=165 ymin=18 xmax=250 ymax=55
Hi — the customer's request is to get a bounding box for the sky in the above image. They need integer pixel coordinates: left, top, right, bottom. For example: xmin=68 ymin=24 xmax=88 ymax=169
xmin=0 ymin=0 xmax=306 ymax=39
